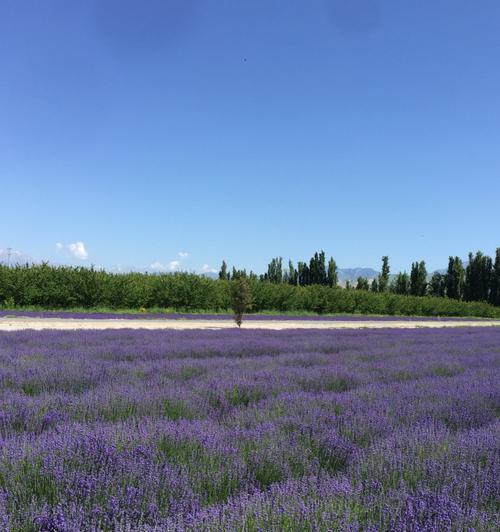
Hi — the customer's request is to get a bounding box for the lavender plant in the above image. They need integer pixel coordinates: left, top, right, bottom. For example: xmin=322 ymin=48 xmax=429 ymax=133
xmin=0 ymin=327 xmax=498 ymax=530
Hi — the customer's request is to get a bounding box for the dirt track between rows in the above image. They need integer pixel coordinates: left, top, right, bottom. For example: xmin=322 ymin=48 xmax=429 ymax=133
xmin=1 ymin=317 xmax=500 ymax=331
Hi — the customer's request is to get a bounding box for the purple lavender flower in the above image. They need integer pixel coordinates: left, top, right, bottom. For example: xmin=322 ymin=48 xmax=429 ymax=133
xmin=0 ymin=327 xmax=497 ymax=530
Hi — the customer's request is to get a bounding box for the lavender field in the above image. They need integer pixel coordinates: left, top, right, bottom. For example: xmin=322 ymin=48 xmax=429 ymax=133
xmin=0 ymin=310 xmax=492 ymax=321
xmin=0 ymin=328 xmax=498 ymax=531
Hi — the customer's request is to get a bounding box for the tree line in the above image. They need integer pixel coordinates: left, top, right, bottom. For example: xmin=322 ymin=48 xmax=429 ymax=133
xmin=219 ymin=249 xmax=500 ymax=307
xmin=0 ymin=248 xmax=498 ymax=318
xmin=219 ymin=251 xmax=339 ymax=287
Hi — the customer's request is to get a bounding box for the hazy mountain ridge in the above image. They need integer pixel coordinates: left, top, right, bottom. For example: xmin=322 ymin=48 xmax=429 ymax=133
xmin=338 ymin=268 xmax=379 ymax=282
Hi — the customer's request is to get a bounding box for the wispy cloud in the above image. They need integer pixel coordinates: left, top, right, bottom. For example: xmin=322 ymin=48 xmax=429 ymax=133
xmin=55 ymin=242 xmax=63 ymax=249
xmin=178 ymin=251 xmax=189 ymax=259
xmin=169 ymin=260 xmax=180 ymax=271
xmin=150 ymin=258 xmax=184 ymax=272
xmin=150 ymin=261 xmax=166 ymax=271
xmin=68 ymin=242 xmax=88 ymax=260
xmin=201 ymin=264 xmax=217 ymax=274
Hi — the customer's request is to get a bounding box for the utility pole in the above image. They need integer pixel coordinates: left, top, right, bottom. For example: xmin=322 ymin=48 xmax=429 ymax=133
xmin=6 ymin=247 xmax=12 ymax=268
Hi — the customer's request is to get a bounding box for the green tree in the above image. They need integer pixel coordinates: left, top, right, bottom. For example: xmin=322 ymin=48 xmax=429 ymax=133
xmin=465 ymin=251 xmax=492 ymax=301
xmin=318 ymin=251 xmax=327 ymax=285
xmin=309 ymin=253 xmax=318 ymax=285
xmin=428 ymin=272 xmax=446 ymax=297
xmin=445 ymin=257 xmax=465 ymax=300
xmin=392 ymin=272 xmax=410 ymax=295
xmin=356 ymin=277 xmax=369 ymax=290
xmin=231 ymin=277 xmax=253 ymax=327
xmin=489 ymin=248 xmax=500 ymax=306
xmin=218 ymin=260 xmax=228 ymax=281
xmin=1 ymin=263 xmax=500 ymax=318
xmin=371 ymin=278 xmax=379 ymax=292
xmin=378 ymin=256 xmax=390 ymax=292
xmin=297 ymin=262 xmax=309 ymax=286
xmin=309 ymin=251 xmax=327 ymax=285
xmin=267 ymin=257 xmax=283 ymax=284
xmin=410 ymin=261 xmax=427 ymax=296
xmin=288 ymin=260 xmax=298 ymax=286
xmin=327 ymin=257 xmax=338 ymax=288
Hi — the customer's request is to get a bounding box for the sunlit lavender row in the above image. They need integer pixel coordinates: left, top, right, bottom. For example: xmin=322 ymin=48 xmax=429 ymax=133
xmin=0 ymin=328 xmax=498 ymax=530
xmin=0 ymin=309 xmax=491 ymax=321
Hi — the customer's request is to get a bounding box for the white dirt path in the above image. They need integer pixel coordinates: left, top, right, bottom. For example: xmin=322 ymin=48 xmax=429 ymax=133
xmin=1 ymin=317 xmax=499 ymax=331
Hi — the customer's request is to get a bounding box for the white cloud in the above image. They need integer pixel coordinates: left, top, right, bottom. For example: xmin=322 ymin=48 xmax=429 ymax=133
xmin=201 ymin=264 xmax=218 ymax=273
xmin=150 ymin=260 xmax=183 ymax=272
xmin=55 ymin=242 xmax=63 ymax=249
xmin=150 ymin=261 xmax=166 ymax=271
xmin=68 ymin=242 xmax=88 ymax=260
xmin=169 ymin=260 xmax=180 ymax=271
xmin=178 ymin=252 xmax=189 ymax=259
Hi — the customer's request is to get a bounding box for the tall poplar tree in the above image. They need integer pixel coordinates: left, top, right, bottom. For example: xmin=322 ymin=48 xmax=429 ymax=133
xmin=445 ymin=257 xmax=465 ymax=300
xmin=218 ymin=261 xmax=228 ymax=281
xmin=410 ymin=261 xmax=427 ymax=296
xmin=378 ymin=256 xmax=390 ymax=292
xmin=318 ymin=251 xmax=327 ymax=285
xmin=309 ymin=251 xmax=327 ymax=285
xmin=267 ymin=257 xmax=283 ymax=284
xmin=297 ymin=262 xmax=309 ymax=286
xmin=489 ymin=248 xmax=500 ymax=306
xmin=465 ymin=251 xmax=492 ymax=301
xmin=429 ymin=272 xmax=446 ymax=297
xmin=327 ymin=257 xmax=338 ymax=288
xmin=392 ymin=272 xmax=410 ymax=295
xmin=309 ymin=253 xmax=318 ymax=285
xmin=288 ymin=260 xmax=298 ymax=286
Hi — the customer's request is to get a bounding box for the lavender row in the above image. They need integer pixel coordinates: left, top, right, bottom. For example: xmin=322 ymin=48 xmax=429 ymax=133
xmin=0 ymin=328 xmax=498 ymax=530
xmin=0 ymin=309 xmax=491 ymax=321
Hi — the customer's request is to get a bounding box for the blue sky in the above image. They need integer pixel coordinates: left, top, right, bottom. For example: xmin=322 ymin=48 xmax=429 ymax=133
xmin=1 ymin=0 xmax=499 ymax=274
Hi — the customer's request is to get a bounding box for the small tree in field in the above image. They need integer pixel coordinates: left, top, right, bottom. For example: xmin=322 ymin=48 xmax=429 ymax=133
xmin=231 ymin=277 xmax=252 ymax=327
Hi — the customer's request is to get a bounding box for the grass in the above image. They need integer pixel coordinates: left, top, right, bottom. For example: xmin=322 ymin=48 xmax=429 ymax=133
xmin=3 ymin=305 xmax=498 ymax=319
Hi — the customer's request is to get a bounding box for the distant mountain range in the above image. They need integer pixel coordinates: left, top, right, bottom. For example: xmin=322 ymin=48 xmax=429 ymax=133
xmin=200 ymin=272 xmax=220 ymax=279
xmin=338 ymin=268 xmax=379 ymax=283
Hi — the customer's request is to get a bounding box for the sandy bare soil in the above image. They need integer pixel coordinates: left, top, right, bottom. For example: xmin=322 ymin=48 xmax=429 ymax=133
xmin=1 ymin=316 xmax=499 ymax=331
